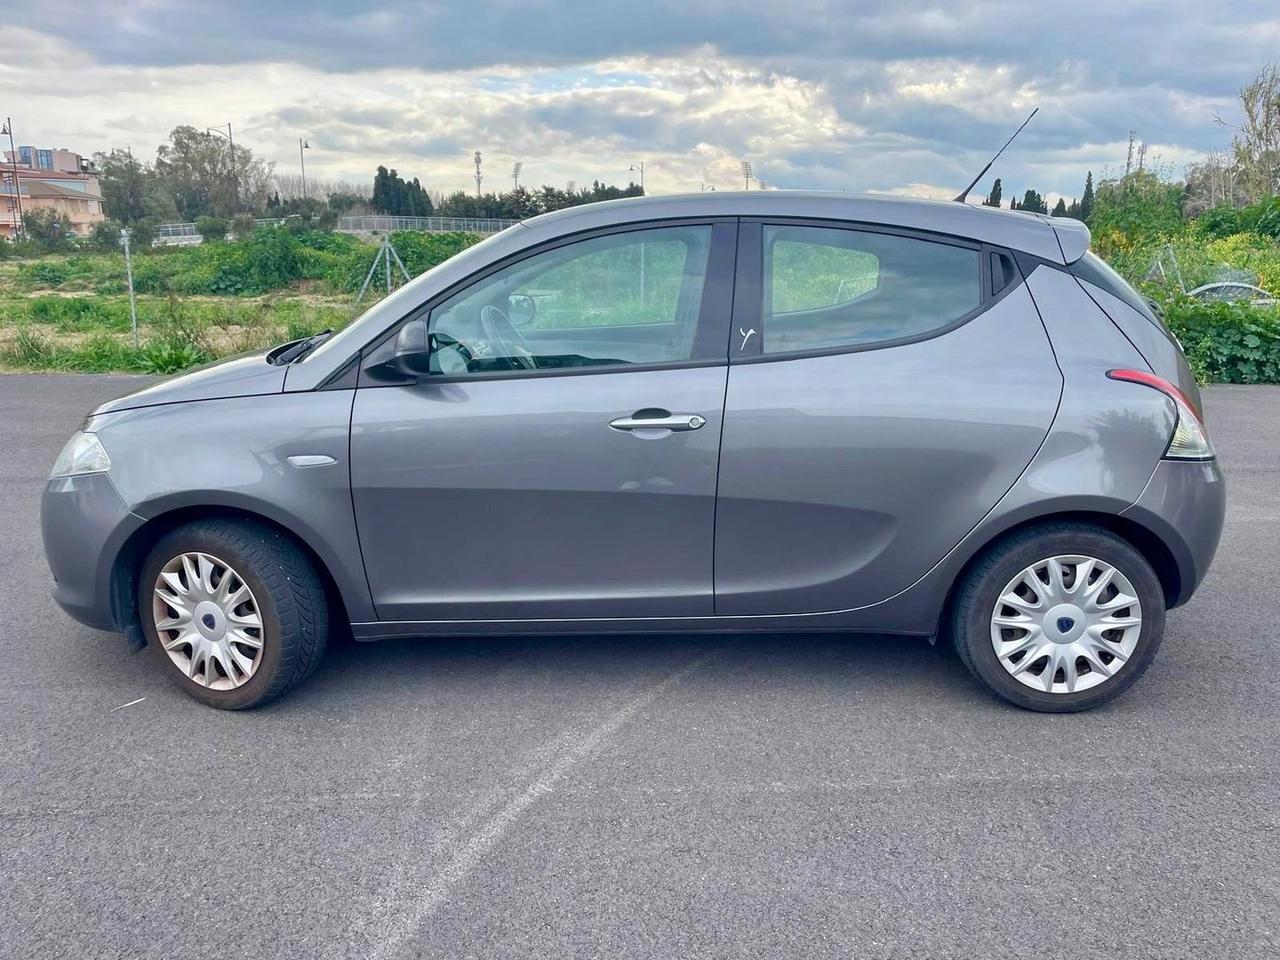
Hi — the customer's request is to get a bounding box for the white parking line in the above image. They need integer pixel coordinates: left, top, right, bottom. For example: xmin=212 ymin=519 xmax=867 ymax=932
xmin=371 ymin=645 xmax=726 ymax=959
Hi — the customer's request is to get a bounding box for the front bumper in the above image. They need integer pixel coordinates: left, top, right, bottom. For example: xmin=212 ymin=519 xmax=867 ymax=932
xmin=41 ymin=473 xmax=144 ymax=631
xmin=1121 ymin=457 xmax=1226 ymax=607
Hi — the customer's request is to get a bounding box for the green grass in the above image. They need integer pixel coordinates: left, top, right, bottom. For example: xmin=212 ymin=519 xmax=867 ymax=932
xmin=0 ymin=294 xmax=358 ymax=374
xmin=0 ymin=226 xmax=482 ymax=374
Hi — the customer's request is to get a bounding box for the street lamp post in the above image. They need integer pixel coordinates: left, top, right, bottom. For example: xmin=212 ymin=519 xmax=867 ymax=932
xmin=206 ymin=122 xmax=238 ymax=210
xmin=299 ymin=138 xmax=310 ymax=200
xmin=629 ymin=161 xmax=645 ymax=195
xmin=2 ymin=118 xmax=24 ymax=237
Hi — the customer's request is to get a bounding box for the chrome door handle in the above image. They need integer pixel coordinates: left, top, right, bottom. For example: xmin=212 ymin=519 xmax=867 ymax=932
xmin=609 ymin=413 xmax=706 ymax=432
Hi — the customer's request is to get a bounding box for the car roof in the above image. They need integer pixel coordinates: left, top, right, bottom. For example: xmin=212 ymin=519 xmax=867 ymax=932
xmin=519 ymin=190 xmax=1089 ymax=264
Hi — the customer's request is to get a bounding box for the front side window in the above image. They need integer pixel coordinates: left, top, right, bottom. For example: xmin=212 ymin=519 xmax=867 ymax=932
xmin=426 ymin=225 xmax=712 ymax=376
xmin=762 ymin=225 xmax=981 ymax=355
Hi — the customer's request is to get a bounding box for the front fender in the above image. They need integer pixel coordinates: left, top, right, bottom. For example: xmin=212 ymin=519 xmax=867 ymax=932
xmin=96 ymin=390 xmax=374 ymax=623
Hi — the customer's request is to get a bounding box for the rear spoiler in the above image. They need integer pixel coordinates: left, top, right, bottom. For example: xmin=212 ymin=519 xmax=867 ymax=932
xmin=1044 ymin=216 xmax=1090 ymax=265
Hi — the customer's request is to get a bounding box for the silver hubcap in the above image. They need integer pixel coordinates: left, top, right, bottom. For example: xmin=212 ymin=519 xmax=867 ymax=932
xmin=153 ymin=552 xmax=264 ymax=690
xmin=990 ymin=555 xmax=1142 ymax=695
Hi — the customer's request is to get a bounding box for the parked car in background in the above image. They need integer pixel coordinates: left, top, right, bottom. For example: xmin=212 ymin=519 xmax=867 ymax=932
xmin=42 ymin=192 xmax=1224 ymax=711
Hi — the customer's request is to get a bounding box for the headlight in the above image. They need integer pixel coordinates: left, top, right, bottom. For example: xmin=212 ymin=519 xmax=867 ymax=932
xmin=50 ymin=431 xmax=112 ymax=478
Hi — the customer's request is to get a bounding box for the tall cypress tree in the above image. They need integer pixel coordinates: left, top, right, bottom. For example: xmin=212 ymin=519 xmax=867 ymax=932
xmin=1021 ymin=189 xmax=1047 ymax=214
xmin=983 ymin=178 xmax=1003 ymax=207
xmin=1080 ymin=171 xmax=1095 ymax=222
xmin=1051 ymin=197 xmax=1068 ymax=217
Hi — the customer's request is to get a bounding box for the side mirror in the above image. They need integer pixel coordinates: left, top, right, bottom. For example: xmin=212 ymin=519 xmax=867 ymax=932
xmin=393 ymin=318 xmax=433 ymax=376
xmin=507 ymin=293 xmax=536 ymax=326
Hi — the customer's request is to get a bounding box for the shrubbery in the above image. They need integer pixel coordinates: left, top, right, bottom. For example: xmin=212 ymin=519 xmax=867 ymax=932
xmin=1162 ymin=299 xmax=1280 ymax=384
xmin=7 ymin=227 xmax=477 ymax=299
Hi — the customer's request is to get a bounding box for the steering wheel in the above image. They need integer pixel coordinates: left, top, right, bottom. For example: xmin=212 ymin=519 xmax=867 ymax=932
xmin=479 ymin=304 xmax=537 ymax=371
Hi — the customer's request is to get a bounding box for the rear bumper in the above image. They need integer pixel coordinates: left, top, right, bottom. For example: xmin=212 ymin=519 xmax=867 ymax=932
xmin=1121 ymin=457 xmax=1226 ymax=607
xmin=41 ymin=473 xmax=144 ymax=631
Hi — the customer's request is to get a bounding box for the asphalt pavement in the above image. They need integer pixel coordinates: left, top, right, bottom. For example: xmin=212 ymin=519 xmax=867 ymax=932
xmin=1 ymin=374 xmax=1277 ymax=959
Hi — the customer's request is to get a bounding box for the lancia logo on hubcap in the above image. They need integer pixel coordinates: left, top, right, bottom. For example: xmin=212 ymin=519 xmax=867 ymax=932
xmin=1056 ymin=616 xmax=1076 ymax=634
xmin=202 ymin=613 xmax=217 ymax=630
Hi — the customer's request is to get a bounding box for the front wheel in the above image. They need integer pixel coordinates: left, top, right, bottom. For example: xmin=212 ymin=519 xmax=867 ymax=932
xmin=139 ymin=519 xmax=330 ymax=709
xmin=951 ymin=524 xmax=1165 ymax=712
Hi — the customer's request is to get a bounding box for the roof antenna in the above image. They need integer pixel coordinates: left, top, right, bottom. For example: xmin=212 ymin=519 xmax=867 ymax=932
xmin=953 ymin=107 xmax=1039 ymax=203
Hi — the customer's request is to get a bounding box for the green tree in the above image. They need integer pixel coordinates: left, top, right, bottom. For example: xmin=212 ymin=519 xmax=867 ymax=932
xmin=88 ymin=219 xmax=123 ymax=252
xmin=94 ymin=149 xmax=150 ymax=224
xmin=1090 ymin=168 xmax=1183 ymax=238
xmin=21 ymin=209 xmax=75 ymax=251
xmin=370 ymin=167 xmax=434 ymax=216
xmin=983 ymin=178 xmax=1003 ymax=207
xmin=1080 ymin=171 xmax=1095 ymax=222
xmin=1066 ymin=199 xmax=1082 ymax=218
xmin=194 ymin=215 xmax=229 ymax=242
xmin=154 ymin=125 xmax=273 ymax=218
xmin=1019 ymin=189 xmax=1048 ymax=214
xmin=326 ymin=190 xmax=366 ymax=213
xmin=1051 ymin=197 xmax=1068 ymax=217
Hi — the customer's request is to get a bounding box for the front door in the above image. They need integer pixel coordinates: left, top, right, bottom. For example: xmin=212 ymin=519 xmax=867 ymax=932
xmin=350 ymin=221 xmax=736 ymax=622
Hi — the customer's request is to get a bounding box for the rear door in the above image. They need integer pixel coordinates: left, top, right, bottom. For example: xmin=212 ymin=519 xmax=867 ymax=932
xmin=350 ymin=220 xmax=737 ymax=622
xmin=714 ymin=220 xmax=1062 ymax=616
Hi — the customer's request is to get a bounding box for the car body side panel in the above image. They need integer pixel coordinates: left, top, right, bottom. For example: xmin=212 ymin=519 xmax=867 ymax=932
xmin=714 ymin=284 xmax=1062 ymax=615
xmin=93 ymin=390 xmax=375 ymax=623
xmin=1075 ymin=279 xmax=1204 ymax=415
xmin=1021 ymin=266 xmax=1178 ymax=504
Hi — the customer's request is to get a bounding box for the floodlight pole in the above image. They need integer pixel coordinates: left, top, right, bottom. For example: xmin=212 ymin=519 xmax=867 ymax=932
xmin=299 ymin=138 xmax=309 ymax=200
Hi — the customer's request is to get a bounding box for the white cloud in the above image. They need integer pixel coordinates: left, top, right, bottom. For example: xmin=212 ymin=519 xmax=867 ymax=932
xmin=2 ymin=1 xmax=1273 ymax=203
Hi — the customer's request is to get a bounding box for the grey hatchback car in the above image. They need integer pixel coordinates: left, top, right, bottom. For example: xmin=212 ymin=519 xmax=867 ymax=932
xmin=42 ymin=192 xmax=1224 ymax=711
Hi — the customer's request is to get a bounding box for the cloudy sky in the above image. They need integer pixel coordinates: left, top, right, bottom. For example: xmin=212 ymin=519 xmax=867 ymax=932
xmin=3 ymin=1 xmax=1277 ymax=203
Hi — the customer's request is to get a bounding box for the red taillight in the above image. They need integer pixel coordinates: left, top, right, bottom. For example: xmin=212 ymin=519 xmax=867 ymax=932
xmin=1106 ymin=368 xmax=1203 ymax=423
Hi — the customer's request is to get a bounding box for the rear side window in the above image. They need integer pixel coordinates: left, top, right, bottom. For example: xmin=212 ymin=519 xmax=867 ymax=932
xmin=1071 ymin=252 xmax=1160 ymax=324
xmin=762 ymin=226 xmax=981 ymax=355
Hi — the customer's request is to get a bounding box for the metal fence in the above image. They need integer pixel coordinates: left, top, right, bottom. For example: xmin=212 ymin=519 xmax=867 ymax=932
xmin=151 ymin=215 xmax=517 ymax=246
xmin=337 ymin=215 xmax=518 ymax=235
xmin=153 ymin=222 xmax=201 ymax=246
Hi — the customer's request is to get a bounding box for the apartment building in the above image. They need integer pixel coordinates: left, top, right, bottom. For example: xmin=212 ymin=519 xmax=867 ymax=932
xmin=2 ymin=145 xmax=105 ymax=239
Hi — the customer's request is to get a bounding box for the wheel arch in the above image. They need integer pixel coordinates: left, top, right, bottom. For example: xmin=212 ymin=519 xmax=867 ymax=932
xmin=109 ymin=502 xmax=357 ymax=649
xmin=938 ymin=509 xmax=1183 ymax=636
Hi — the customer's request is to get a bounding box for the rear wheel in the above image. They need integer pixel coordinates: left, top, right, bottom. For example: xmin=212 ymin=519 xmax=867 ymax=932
xmin=951 ymin=523 xmax=1165 ymax=712
xmin=139 ymin=519 xmax=329 ymax=709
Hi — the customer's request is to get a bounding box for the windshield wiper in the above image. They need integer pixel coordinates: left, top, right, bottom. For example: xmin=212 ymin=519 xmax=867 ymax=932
xmin=274 ymin=329 xmax=333 ymax=365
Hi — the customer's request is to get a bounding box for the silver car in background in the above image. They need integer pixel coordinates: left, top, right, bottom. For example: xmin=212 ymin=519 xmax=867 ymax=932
xmin=42 ymin=192 xmax=1225 ymax=711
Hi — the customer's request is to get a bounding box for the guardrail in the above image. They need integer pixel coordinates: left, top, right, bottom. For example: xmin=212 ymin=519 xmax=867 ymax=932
xmin=337 ymin=216 xmax=517 ymax=234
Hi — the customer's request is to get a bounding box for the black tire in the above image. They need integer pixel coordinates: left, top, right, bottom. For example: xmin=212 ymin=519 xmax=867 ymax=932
xmin=951 ymin=523 xmax=1165 ymax=713
xmin=138 ymin=518 xmax=330 ymax=709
